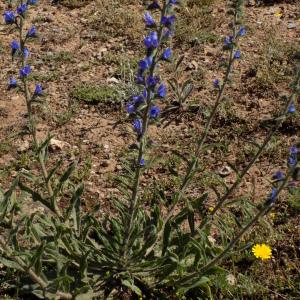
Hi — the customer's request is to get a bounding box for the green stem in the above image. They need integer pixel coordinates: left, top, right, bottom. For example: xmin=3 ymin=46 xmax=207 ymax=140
xmin=145 ymin=9 xmax=239 ymax=256
xmin=18 ymin=14 xmax=61 ymax=218
xmin=122 ymin=1 xmax=168 ymax=260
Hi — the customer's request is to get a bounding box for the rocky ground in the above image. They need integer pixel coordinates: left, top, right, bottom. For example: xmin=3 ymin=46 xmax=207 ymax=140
xmin=0 ymin=0 xmax=300 ymax=298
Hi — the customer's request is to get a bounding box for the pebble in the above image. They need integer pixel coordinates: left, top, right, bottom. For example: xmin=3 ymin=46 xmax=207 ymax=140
xmin=287 ymin=23 xmax=296 ymax=29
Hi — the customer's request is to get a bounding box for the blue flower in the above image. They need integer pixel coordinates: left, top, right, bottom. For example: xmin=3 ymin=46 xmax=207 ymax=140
xmin=288 ymin=103 xmax=296 ymax=113
xmin=27 ymin=0 xmax=38 ymax=4
xmin=126 ymin=103 xmax=135 ymax=114
xmin=157 ymin=84 xmax=167 ymax=98
xmin=288 ymin=145 xmax=298 ymax=166
xmin=27 ymin=26 xmax=37 ymax=37
xmin=224 ymin=35 xmax=234 ymax=46
xmin=144 ymin=31 xmax=159 ymax=49
xmin=19 ymin=65 xmax=31 ymax=78
xmin=23 ymin=47 xmax=30 ymax=58
xmin=138 ymin=56 xmax=153 ymax=71
xmin=3 ymin=11 xmax=15 ymax=24
xmin=34 ymin=84 xmax=43 ymax=95
xmin=161 ymin=15 xmax=175 ymax=27
xmin=133 ymin=119 xmax=143 ymax=135
xmin=234 ymin=50 xmax=241 ymax=59
xmin=265 ymin=187 xmax=278 ymax=206
xmin=147 ymin=75 xmax=160 ymax=87
xmin=8 ymin=77 xmax=17 ymax=89
xmin=272 ymin=171 xmax=284 ymax=181
xmin=136 ymin=72 xmax=145 ymax=85
xmin=16 ymin=4 xmax=28 ymax=16
xmin=147 ymin=1 xmax=160 ymax=10
xmin=133 ymin=95 xmax=145 ymax=105
xmin=140 ymin=158 xmax=145 ymax=167
xmin=161 ymin=48 xmax=172 ymax=60
xmin=290 ymin=145 xmax=298 ymax=156
xmin=144 ymin=12 xmax=156 ymax=27
xmin=11 ymin=40 xmax=20 ymax=53
xmin=150 ymin=106 xmax=160 ymax=118
xmin=237 ymin=26 xmax=246 ymax=37
xmin=169 ymin=0 xmax=177 ymax=4
xmin=163 ymin=29 xmax=173 ymax=39
xmin=213 ymin=79 xmax=220 ymax=88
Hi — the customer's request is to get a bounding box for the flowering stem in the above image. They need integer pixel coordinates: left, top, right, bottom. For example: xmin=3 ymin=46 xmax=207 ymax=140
xmin=17 ymin=8 xmax=61 ymax=218
xmin=123 ymin=1 xmax=168 ymax=260
xmin=146 ymin=8 xmax=239 ymax=257
xmin=197 ymin=68 xmax=300 ymax=232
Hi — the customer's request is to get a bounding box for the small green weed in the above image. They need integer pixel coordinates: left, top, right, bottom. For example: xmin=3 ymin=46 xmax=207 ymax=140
xmin=70 ymin=84 xmax=119 ymax=105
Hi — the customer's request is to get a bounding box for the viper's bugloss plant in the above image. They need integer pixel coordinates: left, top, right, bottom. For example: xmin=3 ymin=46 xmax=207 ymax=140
xmin=0 ymin=0 xmax=300 ymax=299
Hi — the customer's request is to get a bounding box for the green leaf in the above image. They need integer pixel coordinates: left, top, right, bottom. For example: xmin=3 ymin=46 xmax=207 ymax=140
xmin=53 ymin=162 xmax=77 ymax=198
xmin=162 ymin=221 xmax=172 ymax=256
xmin=187 ymin=201 xmax=195 ymax=235
xmin=0 ymin=256 xmax=23 ymax=271
xmin=46 ymin=159 xmax=63 ymax=183
xmin=18 ymin=182 xmax=52 ymax=211
xmin=176 ymin=276 xmax=210 ymax=294
xmin=121 ymin=279 xmax=142 ymax=296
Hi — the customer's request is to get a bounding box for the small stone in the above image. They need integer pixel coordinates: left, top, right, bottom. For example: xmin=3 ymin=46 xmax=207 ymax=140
xmin=115 ymin=165 xmax=122 ymax=171
xmin=49 ymin=139 xmax=70 ymax=151
xmin=287 ymin=23 xmax=296 ymax=29
xmin=17 ymin=140 xmax=30 ymax=153
xmin=217 ymin=165 xmax=232 ymax=177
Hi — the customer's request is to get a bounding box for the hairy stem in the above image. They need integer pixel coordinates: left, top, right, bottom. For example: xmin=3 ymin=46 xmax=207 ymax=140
xmin=146 ymin=9 xmax=239 ymax=256
xmin=123 ymin=1 xmax=168 ymax=260
xmin=18 ymin=15 xmax=61 ymax=218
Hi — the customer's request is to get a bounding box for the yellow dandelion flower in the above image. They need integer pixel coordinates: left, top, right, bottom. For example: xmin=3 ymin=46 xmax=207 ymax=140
xmin=209 ymin=207 xmax=214 ymax=212
xmin=252 ymin=244 xmax=272 ymax=260
xmin=274 ymin=11 xmax=282 ymax=18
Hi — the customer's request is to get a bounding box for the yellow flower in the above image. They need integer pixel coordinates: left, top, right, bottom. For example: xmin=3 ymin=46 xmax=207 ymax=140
xmin=274 ymin=11 xmax=282 ymax=18
xmin=252 ymin=244 xmax=272 ymax=260
xmin=269 ymin=212 xmax=275 ymax=220
xmin=209 ymin=207 xmax=214 ymax=212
